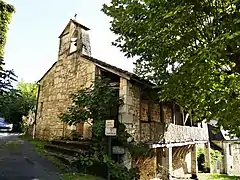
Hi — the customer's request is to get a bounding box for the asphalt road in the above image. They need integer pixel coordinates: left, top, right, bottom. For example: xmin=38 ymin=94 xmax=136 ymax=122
xmin=0 ymin=133 xmax=62 ymax=180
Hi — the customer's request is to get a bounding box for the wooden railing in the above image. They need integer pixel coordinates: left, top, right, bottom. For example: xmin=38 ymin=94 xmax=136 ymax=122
xmin=164 ymin=123 xmax=209 ymax=143
xmin=140 ymin=122 xmax=208 ymax=143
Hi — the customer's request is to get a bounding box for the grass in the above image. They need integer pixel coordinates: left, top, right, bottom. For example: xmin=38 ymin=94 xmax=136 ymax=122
xmin=199 ymin=173 xmax=240 ymax=180
xmin=4 ymin=140 xmax=22 ymax=149
xmin=62 ymin=173 xmax=104 ymax=180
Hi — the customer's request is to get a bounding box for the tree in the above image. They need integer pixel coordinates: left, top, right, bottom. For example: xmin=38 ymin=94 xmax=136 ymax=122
xmin=17 ymin=80 xmax=38 ymax=113
xmin=0 ymin=0 xmax=15 ymax=93
xmin=0 ymin=81 xmax=37 ymax=131
xmin=103 ymin=0 xmax=240 ymax=136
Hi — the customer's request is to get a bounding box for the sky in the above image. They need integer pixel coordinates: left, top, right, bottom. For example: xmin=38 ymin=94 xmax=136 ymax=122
xmin=4 ymin=0 xmax=134 ymax=83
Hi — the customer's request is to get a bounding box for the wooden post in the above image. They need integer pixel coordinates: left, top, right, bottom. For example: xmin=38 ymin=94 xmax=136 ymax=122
xmin=204 ymin=142 xmax=211 ymax=172
xmin=160 ymin=102 xmax=164 ymax=123
xmin=191 ymin=144 xmax=198 ymax=179
xmin=171 ymin=102 xmax=176 ymax=124
xmin=107 ymin=136 xmax=112 ymax=180
xmin=162 ymin=147 xmax=173 ymax=179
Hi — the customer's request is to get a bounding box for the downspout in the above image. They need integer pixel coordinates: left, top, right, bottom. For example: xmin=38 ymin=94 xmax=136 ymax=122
xmin=33 ymin=82 xmax=41 ymax=139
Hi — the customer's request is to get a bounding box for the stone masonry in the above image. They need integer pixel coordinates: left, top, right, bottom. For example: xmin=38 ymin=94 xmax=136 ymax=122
xmin=36 ymin=19 xmax=211 ymax=179
xmin=36 ymin=20 xmax=95 ymax=139
xmin=36 ymin=54 xmax=95 ymax=139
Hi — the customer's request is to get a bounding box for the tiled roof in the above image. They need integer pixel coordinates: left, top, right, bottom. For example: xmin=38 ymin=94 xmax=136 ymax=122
xmin=38 ymin=54 xmax=153 ymax=87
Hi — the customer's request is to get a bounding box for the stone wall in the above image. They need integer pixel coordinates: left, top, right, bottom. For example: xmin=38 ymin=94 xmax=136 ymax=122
xmin=137 ymin=155 xmax=156 ymax=180
xmin=119 ymin=78 xmax=141 ymax=141
xmin=36 ymin=54 xmax=96 ymax=140
xmin=222 ymin=142 xmax=240 ymax=176
xmin=232 ymin=143 xmax=240 ymax=176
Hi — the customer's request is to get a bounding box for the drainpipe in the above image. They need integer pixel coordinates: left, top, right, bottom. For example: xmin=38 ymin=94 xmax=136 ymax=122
xmin=33 ymin=82 xmax=41 ymax=139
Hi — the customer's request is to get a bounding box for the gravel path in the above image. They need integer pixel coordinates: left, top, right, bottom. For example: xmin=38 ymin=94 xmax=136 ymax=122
xmin=0 ymin=133 xmax=62 ymax=180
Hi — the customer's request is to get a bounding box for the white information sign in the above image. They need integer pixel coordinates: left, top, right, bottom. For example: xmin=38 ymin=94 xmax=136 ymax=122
xmin=105 ymin=120 xmax=115 ymax=128
xmin=105 ymin=127 xmax=117 ymax=136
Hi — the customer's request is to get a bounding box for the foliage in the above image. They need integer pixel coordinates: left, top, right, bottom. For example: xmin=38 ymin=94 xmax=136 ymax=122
xmin=128 ymin=142 xmax=151 ymax=159
xmin=60 ymin=78 xmax=124 ymax=146
xmin=0 ymin=1 xmax=15 ymax=92
xmin=60 ymin=78 xmax=122 ymax=126
xmin=62 ymin=173 xmax=104 ymax=180
xmin=198 ymin=173 xmax=238 ymax=180
xmin=60 ymin=78 xmax=148 ymax=180
xmin=103 ymin=0 xmax=240 ymax=135
xmin=197 ymin=147 xmax=222 ymax=171
xmin=210 ymin=148 xmax=223 ymax=165
xmin=0 ymin=81 xmax=37 ymax=131
xmin=75 ymin=155 xmax=95 ymax=170
xmin=197 ymin=148 xmax=205 ymax=171
xmin=17 ymin=80 xmax=38 ymax=112
xmin=0 ymin=0 xmax=15 ymax=57
xmin=103 ymin=155 xmax=140 ymax=180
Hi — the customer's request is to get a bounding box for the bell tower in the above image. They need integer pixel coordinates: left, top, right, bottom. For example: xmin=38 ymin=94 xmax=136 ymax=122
xmin=58 ymin=19 xmax=91 ymax=59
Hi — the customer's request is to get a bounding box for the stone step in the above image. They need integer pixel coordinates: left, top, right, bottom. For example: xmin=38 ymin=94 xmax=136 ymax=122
xmin=45 ymin=144 xmax=90 ymax=157
xmin=50 ymin=140 xmax=91 ymax=150
xmin=48 ymin=151 xmax=78 ymax=166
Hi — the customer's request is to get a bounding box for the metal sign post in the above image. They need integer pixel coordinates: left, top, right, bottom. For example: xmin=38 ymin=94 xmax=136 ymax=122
xmin=105 ymin=120 xmax=117 ymax=180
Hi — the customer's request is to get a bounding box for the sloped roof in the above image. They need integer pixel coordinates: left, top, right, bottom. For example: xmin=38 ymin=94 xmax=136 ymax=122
xmin=208 ymin=124 xmax=225 ymax=141
xmin=81 ymin=54 xmax=153 ymax=86
xmin=59 ymin=19 xmax=90 ymax=38
xmin=208 ymin=124 xmax=240 ymax=141
xmin=38 ymin=54 xmax=153 ymax=87
xmin=210 ymin=141 xmax=224 ymax=153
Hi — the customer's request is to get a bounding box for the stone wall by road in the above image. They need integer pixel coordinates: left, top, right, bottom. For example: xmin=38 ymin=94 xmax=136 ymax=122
xmin=36 ymin=54 xmax=95 ymax=140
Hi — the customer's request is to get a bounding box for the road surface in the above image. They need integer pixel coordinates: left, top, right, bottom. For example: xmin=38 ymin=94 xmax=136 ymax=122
xmin=0 ymin=133 xmax=62 ymax=180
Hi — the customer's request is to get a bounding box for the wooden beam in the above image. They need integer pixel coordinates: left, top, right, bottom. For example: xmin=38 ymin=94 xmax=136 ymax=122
xmin=171 ymin=102 xmax=176 ymax=124
xmin=160 ymin=102 xmax=164 ymax=123
xmin=96 ymin=64 xmax=130 ymax=80
xmin=184 ymin=113 xmax=190 ymax=126
xmin=150 ymin=140 xmax=208 ymax=148
xmin=180 ymin=107 xmax=185 ymax=125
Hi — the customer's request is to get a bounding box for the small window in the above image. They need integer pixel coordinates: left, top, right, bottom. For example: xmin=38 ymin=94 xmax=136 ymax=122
xmin=69 ymin=37 xmax=77 ymax=53
xmin=69 ymin=30 xmax=78 ymax=54
xmin=229 ymin=144 xmax=232 ymax=156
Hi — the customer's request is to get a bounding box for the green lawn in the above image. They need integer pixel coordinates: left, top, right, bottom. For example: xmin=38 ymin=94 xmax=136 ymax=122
xmin=199 ymin=173 xmax=239 ymax=180
xmin=62 ymin=173 xmax=104 ymax=180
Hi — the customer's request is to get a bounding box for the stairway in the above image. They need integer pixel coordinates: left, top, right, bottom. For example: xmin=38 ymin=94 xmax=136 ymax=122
xmin=44 ymin=140 xmax=92 ymax=166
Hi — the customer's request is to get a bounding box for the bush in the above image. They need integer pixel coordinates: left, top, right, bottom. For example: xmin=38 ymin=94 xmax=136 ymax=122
xmin=197 ymin=147 xmax=222 ymax=172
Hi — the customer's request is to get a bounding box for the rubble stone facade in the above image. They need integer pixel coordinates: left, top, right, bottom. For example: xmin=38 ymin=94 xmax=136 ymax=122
xmin=36 ymin=54 xmax=95 ymax=139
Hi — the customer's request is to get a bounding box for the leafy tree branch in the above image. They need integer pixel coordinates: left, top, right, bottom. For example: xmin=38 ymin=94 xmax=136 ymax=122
xmin=103 ymin=0 xmax=240 ymax=136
